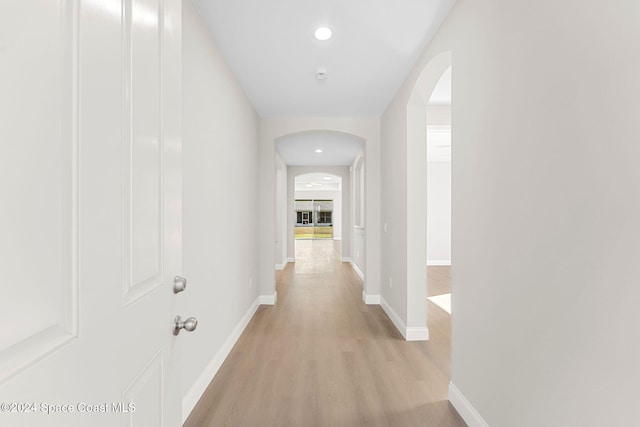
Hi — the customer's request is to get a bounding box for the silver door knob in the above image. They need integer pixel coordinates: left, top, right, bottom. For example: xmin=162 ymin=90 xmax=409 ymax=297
xmin=174 ymin=276 xmax=187 ymax=294
xmin=173 ymin=315 xmax=198 ymax=335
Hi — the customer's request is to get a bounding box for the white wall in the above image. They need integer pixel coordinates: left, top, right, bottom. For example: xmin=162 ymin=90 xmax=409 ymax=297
xmin=294 ymin=189 xmax=343 ymax=240
xmin=427 ymin=161 xmax=451 ymax=264
xmin=275 ymin=152 xmax=288 ymax=268
xmin=259 ymin=119 xmax=380 ymax=302
xmin=380 ymin=101 xmax=409 ymax=329
xmin=182 ymin=0 xmax=259 ymax=420
xmin=426 ymin=105 xmax=451 ymax=125
xmin=287 ymin=166 xmax=350 ymax=259
xmin=383 ymin=0 xmax=640 ymax=425
xmin=427 ymin=105 xmax=452 ymax=266
xmin=350 ymin=152 xmax=366 ymax=278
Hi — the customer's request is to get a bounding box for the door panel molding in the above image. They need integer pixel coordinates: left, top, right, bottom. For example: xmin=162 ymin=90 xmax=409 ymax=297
xmin=0 ymin=0 xmax=79 ymax=383
xmin=122 ymin=0 xmax=165 ymax=306
xmin=122 ymin=348 xmax=164 ymax=426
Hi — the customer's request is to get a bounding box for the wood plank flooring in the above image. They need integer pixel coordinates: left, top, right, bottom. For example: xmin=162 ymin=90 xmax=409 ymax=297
xmin=185 ymin=241 xmax=465 ymax=427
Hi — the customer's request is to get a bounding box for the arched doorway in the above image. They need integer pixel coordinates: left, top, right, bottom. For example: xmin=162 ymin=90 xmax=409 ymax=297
xmin=257 ymin=118 xmax=380 ymax=306
xmin=405 ymin=51 xmax=452 ymax=339
xmin=426 ymin=66 xmax=452 ymax=316
xmin=275 ymin=131 xmax=363 ymax=270
xmin=294 ymin=173 xmax=342 ymax=241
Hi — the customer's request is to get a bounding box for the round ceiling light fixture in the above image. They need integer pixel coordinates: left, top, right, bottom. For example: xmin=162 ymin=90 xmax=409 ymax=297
xmin=314 ymin=148 xmax=323 ymax=154
xmin=314 ymin=26 xmax=333 ymax=41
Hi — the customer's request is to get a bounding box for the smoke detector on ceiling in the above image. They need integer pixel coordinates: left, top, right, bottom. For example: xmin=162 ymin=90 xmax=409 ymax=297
xmin=315 ymin=68 xmax=328 ymax=80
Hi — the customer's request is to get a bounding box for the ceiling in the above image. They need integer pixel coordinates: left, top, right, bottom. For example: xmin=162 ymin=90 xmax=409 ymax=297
xmin=192 ymin=0 xmax=456 ymax=117
xmin=295 ymin=173 xmax=342 ymax=191
xmin=277 ymin=132 xmax=363 ymax=166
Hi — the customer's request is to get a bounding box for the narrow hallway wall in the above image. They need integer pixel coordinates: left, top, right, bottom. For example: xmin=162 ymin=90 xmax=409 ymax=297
xmin=182 ymin=0 xmax=260 ymax=420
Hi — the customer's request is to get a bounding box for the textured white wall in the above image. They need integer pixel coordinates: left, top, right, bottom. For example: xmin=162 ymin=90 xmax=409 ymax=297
xmin=383 ymin=0 xmax=640 ymax=425
xmin=182 ymin=0 xmax=259 ymax=419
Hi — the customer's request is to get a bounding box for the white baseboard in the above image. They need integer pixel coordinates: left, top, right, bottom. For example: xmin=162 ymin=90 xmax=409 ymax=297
xmin=275 ymin=259 xmax=288 ymax=270
xmin=362 ymin=291 xmax=380 ymax=305
xmin=380 ymin=296 xmax=429 ymax=341
xmin=350 ymin=261 xmax=365 ymax=281
xmin=380 ymin=296 xmax=407 ymax=339
xmin=333 ymin=237 xmax=342 ymax=241
xmin=259 ymin=292 xmax=277 ymax=305
xmin=287 ymin=257 xmax=295 ymax=263
xmin=341 ymin=257 xmax=352 ymax=263
xmin=182 ymin=297 xmax=260 ymax=424
xmin=448 ymin=382 xmax=489 ymax=427
xmin=427 ymin=260 xmax=451 ymax=266
xmin=406 ymin=327 xmax=429 ymax=340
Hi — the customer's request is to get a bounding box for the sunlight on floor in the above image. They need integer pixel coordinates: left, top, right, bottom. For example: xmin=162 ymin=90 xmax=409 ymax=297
xmin=428 ymin=293 xmax=451 ymax=314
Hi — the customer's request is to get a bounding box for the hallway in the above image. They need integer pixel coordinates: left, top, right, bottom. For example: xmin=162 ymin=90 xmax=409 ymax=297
xmin=185 ymin=241 xmax=465 ymax=426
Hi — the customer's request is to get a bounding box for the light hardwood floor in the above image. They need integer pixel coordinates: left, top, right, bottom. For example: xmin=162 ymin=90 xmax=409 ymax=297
xmin=185 ymin=241 xmax=464 ymax=427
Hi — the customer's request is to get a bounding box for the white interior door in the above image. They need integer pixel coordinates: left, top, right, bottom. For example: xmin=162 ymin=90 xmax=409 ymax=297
xmin=0 ymin=1 xmax=183 ymax=426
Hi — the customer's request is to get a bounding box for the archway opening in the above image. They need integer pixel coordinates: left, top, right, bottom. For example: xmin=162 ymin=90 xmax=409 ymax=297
xmin=274 ymin=130 xmax=364 ymax=276
xmin=405 ymin=50 xmax=451 ymax=340
xmin=426 ymin=65 xmax=452 ymax=315
xmin=294 ymin=173 xmax=342 ymax=241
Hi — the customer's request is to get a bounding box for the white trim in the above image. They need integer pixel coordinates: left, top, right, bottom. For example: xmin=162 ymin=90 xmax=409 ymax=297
xmin=182 ymin=297 xmax=260 ymax=424
xmin=333 ymin=237 xmax=342 ymax=241
xmin=380 ymin=297 xmax=429 ymax=341
xmin=380 ymin=296 xmax=407 ymax=339
xmin=406 ymin=327 xmax=429 ymax=341
xmin=350 ymin=261 xmax=365 ymax=281
xmin=287 ymin=257 xmax=295 ymax=263
xmin=448 ymin=382 xmax=490 ymax=427
xmin=259 ymin=292 xmax=277 ymax=305
xmin=427 ymin=259 xmax=451 ymax=266
xmin=341 ymin=257 xmax=352 ymax=263
xmin=275 ymin=262 xmax=286 ymax=271
xmin=362 ymin=291 xmax=380 ymax=305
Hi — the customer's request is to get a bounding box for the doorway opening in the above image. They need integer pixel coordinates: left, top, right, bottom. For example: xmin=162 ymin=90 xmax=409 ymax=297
xmin=405 ymin=51 xmax=450 ymax=341
xmin=293 ymin=173 xmax=342 ymax=260
xmin=426 ymin=65 xmax=452 ymax=315
xmin=271 ymin=128 xmax=371 ymax=307
xmin=274 ymin=131 xmax=363 ymax=274
xmin=294 ymin=173 xmax=341 ymax=241
xmin=294 ymin=199 xmax=334 ymax=239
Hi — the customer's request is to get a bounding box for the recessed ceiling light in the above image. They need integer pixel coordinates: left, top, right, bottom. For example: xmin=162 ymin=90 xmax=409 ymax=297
xmin=306 ymin=184 xmax=313 ymax=188
xmin=314 ymin=26 xmax=332 ymax=41
xmin=323 ymin=177 xmax=332 ymax=180
xmin=314 ymin=149 xmax=323 ymax=154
